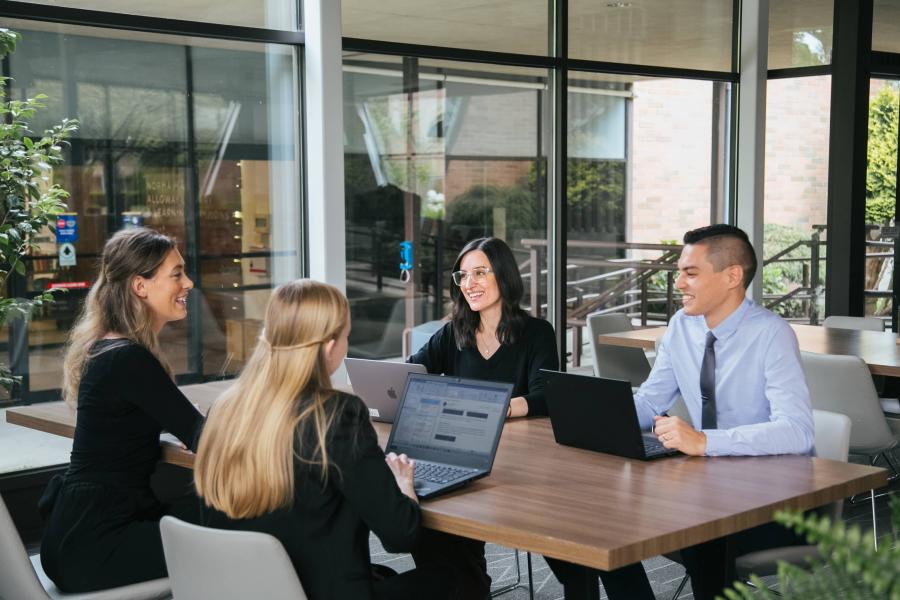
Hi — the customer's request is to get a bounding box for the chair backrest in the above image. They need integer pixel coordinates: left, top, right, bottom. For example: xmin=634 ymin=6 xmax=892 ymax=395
xmin=586 ymin=313 xmax=652 ymax=386
xmin=0 ymin=493 xmax=50 ymax=600
xmin=160 ymin=516 xmax=307 ymax=600
xmin=812 ymin=409 xmax=852 ymax=522
xmin=812 ymin=409 xmax=852 ymax=462
xmin=823 ymin=315 xmax=885 ymax=332
xmin=801 ymin=352 xmax=895 ymax=452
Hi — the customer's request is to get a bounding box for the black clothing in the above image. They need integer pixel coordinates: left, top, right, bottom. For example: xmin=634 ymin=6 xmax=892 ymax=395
xmin=408 ymin=316 xmax=559 ymax=415
xmin=41 ymin=339 xmax=204 ymax=593
xmin=409 ymin=316 xmax=558 ymax=598
xmin=545 ymin=558 xmax=654 ymax=600
xmin=679 ymin=521 xmax=806 ymax=600
xmin=200 ymin=392 xmax=457 ymax=600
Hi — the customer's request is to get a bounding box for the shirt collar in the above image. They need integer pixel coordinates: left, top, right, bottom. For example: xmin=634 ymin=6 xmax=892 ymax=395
xmin=708 ymin=297 xmax=753 ymax=342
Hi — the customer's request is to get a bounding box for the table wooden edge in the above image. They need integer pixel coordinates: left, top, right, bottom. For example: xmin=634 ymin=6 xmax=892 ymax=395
xmin=421 ymin=467 xmax=887 ymax=570
xmin=596 ymin=331 xmax=661 ymax=350
xmin=6 ymin=404 xmax=890 ymax=571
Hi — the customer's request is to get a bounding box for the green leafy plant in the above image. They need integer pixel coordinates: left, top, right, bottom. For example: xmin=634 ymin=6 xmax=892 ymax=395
xmin=866 ymin=84 xmax=899 ymax=225
xmin=0 ymin=29 xmax=78 ymax=389
xmin=723 ymin=495 xmax=900 ymax=599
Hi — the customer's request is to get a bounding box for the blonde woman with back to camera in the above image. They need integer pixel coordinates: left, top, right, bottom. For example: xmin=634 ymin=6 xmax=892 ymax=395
xmin=194 ymin=279 xmax=459 ymax=600
xmin=40 ymin=227 xmax=204 ymax=593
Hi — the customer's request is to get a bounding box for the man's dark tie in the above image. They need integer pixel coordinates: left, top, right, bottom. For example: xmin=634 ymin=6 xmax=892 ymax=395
xmin=700 ymin=332 xmax=717 ymax=429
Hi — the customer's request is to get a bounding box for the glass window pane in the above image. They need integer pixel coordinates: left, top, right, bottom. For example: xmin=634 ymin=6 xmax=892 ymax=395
xmin=874 ymin=0 xmax=900 ymax=54
xmin=569 ymin=0 xmax=734 ymax=71
xmin=864 ymin=79 xmax=899 ymax=322
xmin=6 ymin=21 xmax=302 ymax=400
xmin=768 ymin=0 xmax=833 ymax=69
xmin=14 ymin=0 xmax=298 ymax=30
xmin=763 ymin=75 xmax=831 ymax=325
xmin=342 ymin=0 xmax=549 ymax=56
xmin=567 ymin=72 xmax=729 ymax=368
xmin=344 ymin=54 xmax=551 ymax=359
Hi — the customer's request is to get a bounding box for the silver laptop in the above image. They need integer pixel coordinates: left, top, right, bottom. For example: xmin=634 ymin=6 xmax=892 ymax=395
xmin=344 ymin=358 xmax=427 ymax=422
xmin=385 ymin=373 xmax=513 ymax=499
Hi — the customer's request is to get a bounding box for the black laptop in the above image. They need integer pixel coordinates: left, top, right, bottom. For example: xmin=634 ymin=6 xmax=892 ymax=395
xmin=541 ymin=370 xmax=677 ymax=460
xmin=385 ymin=373 xmax=513 ymax=499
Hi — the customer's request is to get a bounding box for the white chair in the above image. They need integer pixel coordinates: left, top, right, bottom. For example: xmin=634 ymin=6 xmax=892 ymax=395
xmin=0 ymin=493 xmax=170 ymax=600
xmin=800 ymin=352 xmax=900 ymax=478
xmin=733 ymin=410 xmax=853 ymax=589
xmin=160 ymin=516 xmax=307 ymax=600
xmin=671 ymin=410 xmax=853 ymax=598
xmin=586 ymin=313 xmax=652 ymax=386
xmin=822 ymin=315 xmax=885 ymax=332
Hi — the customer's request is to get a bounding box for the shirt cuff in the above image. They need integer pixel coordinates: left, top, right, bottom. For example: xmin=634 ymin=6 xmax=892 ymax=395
xmin=703 ymin=429 xmax=731 ymax=457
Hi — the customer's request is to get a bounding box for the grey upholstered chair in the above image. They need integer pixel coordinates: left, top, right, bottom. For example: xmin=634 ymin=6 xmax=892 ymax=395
xmin=733 ymin=409 xmax=852 ymax=587
xmin=160 ymin=516 xmax=308 ymax=600
xmin=586 ymin=312 xmax=652 ymax=386
xmin=671 ymin=410 xmax=853 ymax=599
xmin=822 ymin=315 xmax=885 ymax=332
xmin=0 ymin=493 xmax=170 ymax=600
xmin=801 ymin=351 xmax=900 ymax=478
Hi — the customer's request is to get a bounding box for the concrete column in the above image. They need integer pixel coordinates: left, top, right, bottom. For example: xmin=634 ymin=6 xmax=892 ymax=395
xmin=303 ymin=0 xmax=346 ymax=291
xmin=735 ymin=0 xmax=769 ymax=302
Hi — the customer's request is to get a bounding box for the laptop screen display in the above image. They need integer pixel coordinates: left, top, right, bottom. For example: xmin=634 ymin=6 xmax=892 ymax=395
xmin=387 ymin=374 xmax=511 ymax=468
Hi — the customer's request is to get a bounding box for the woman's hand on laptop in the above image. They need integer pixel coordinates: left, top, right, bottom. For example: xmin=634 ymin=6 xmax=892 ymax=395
xmin=386 ymin=452 xmax=418 ymax=503
xmin=653 ymin=416 xmax=707 ymax=456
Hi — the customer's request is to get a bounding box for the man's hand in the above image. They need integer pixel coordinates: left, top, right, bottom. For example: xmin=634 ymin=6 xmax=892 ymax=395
xmin=653 ymin=415 xmax=707 ymax=456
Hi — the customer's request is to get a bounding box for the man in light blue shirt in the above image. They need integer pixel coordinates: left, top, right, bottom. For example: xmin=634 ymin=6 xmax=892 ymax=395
xmin=635 ymin=248 xmax=814 ymax=457
xmin=547 ymin=226 xmax=815 ymax=600
xmin=640 ymin=224 xmax=813 ymax=600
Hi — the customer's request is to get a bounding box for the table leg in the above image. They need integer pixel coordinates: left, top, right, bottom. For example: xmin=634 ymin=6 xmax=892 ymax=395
xmin=561 ymin=566 xmax=600 ymax=600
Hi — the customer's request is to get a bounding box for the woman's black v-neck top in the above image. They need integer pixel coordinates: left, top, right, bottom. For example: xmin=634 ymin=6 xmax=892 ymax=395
xmin=407 ymin=316 xmax=559 ymax=416
xmin=67 ymin=338 xmax=204 ymax=483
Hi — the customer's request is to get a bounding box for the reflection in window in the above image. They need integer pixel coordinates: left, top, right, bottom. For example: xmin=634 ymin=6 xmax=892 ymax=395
xmin=343 ymin=55 xmax=550 ymax=359
xmin=569 ymin=0 xmax=734 ymax=71
xmin=768 ymin=0 xmax=833 ymax=69
xmin=6 ymin=25 xmax=301 ymax=401
xmin=13 ymin=0 xmax=299 ymax=30
xmin=566 ymin=73 xmax=728 ymax=368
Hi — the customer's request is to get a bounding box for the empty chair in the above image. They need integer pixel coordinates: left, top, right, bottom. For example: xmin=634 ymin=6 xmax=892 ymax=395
xmin=586 ymin=313 xmax=652 ymax=386
xmin=823 ymin=315 xmax=885 ymax=332
xmin=734 ymin=410 xmax=853 ymax=584
xmin=801 ymin=352 xmax=900 ymax=476
xmin=160 ymin=516 xmax=307 ymax=600
xmin=0 ymin=493 xmax=169 ymax=600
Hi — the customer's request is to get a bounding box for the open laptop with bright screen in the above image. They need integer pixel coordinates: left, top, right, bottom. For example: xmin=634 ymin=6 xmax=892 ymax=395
xmin=385 ymin=373 xmax=513 ymax=499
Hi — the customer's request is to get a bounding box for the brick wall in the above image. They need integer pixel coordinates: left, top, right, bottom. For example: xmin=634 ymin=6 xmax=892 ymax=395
xmin=629 ymin=78 xmax=713 ymax=246
xmin=764 ymin=76 xmax=831 ymax=234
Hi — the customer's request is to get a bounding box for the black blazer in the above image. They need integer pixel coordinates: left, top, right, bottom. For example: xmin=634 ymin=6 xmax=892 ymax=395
xmin=201 ymin=392 xmax=420 ymax=600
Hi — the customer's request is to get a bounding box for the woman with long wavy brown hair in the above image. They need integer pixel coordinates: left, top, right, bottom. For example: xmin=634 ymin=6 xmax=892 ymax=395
xmin=195 ymin=279 xmax=457 ymax=600
xmin=40 ymin=227 xmax=203 ymax=593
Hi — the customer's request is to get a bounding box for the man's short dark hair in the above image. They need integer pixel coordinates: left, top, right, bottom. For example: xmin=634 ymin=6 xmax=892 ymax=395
xmin=683 ymin=224 xmax=757 ymax=289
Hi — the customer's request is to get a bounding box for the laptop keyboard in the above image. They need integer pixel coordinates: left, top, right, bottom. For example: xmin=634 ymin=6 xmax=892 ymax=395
xmin=414 ymin=461 xmax=475 ymax=485
xmin=642 ymin=434 xmax=669 ymax=456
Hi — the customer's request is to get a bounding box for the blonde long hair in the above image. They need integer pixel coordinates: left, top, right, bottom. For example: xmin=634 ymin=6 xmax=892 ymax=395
xmin=62 ymin=228 xmax=176 ymax=408
xmin=194 ymin=279 xmax=350 ymax=519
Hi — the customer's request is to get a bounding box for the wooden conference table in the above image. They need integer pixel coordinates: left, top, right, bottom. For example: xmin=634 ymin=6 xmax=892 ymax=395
xmin=598 ymin=323 xmax=900 ymax=377
xmin=6 ymin=380 xmax=887 ymax=598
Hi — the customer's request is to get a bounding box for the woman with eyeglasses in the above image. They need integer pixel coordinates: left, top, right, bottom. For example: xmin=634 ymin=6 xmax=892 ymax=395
xmin=408 ymin=236 xmax=558 ymax=598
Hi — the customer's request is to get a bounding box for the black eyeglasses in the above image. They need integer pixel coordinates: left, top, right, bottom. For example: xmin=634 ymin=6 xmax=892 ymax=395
xmin=451 ymin=268 xmax=493 ymax=286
